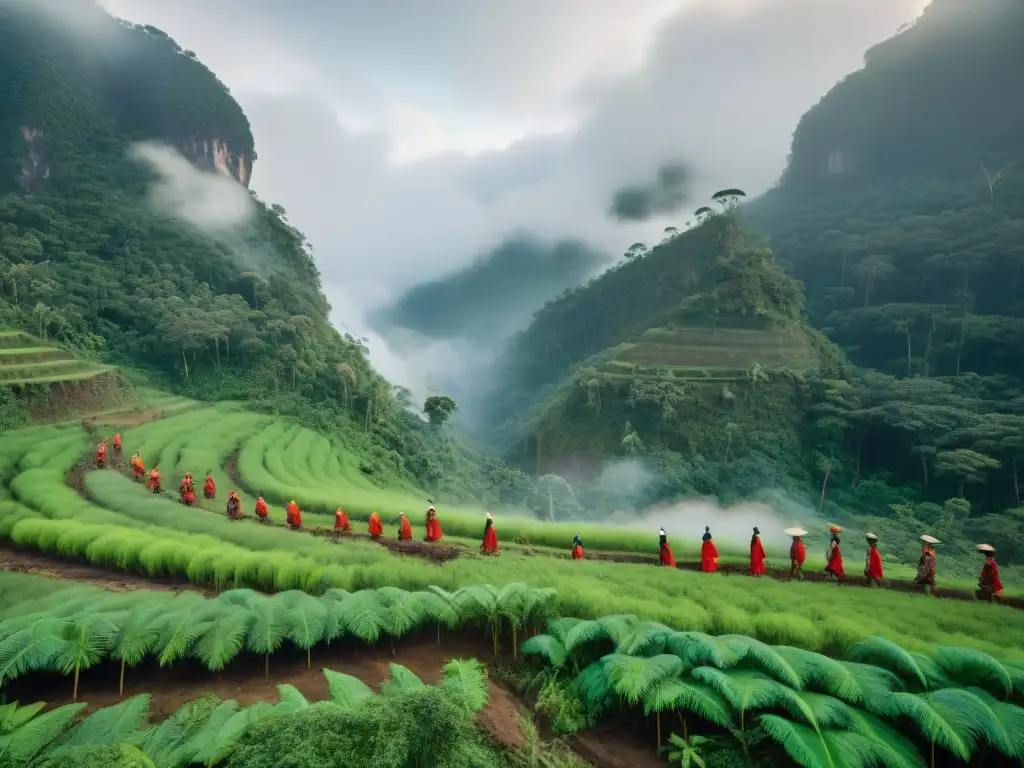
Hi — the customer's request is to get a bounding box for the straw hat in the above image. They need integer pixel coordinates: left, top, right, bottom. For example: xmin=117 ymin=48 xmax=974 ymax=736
xmin=977 ymin=543 xmax=995 ymax=553
xmin=829 ymin=524 xmax=844 ymax=534
xmin=784 ymin=527 xmax=808 ymax=537
xmin=920 ymin=535 xmax=940 ymax=544
xmin=865 ymin=533 xmax=878 ymax=541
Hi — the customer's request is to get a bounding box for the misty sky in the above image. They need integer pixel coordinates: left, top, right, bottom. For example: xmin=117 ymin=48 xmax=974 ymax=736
xmin=99 ymin=0 xmax=926 ymax=391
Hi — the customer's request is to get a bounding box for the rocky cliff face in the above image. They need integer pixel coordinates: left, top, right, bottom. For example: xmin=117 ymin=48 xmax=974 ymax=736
xmin=174 ymin=137 xmax=251 ymax=187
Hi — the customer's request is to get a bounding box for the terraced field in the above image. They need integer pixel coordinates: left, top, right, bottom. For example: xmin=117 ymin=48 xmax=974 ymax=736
xmin=0 ymin=329 xmax=113 ymax=385
xmin=2 ymin=405 xmax=1023 ymax=768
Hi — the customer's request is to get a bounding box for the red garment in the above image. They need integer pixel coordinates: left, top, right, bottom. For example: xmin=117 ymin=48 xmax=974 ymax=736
xmin=659 ymin=542 xmax=676 ymax=567
xmin=180 ymin=477 xmax=196 ymax=505
xmin=482 ymin=523 xmax=499 ymax=554
xmin=334 ymin=509 xmax=350 ymax=531
xmin=398 ymin=515 xmax=412 ymax=540
xmin=981 ymin=557 xmax=1003 ymax=593
xmin=226 ymin=493 xmax=242 ymax=519
xmin=426 ymin=511 xmax=442 ymax=542
xmin=866 ymin=547 xmax=884 ymax=579
xmin=286 ymin=501 xmax=302 ymax=528
xmin=827 ymin=543 xmax=845 ymax=577
xmin=750 ymin=536 xmax=767 ymax=576
xmin=203 ymin=476 xmax=216 ymax=499
xmin=113 ymin=434 xmax=122 ymax=451
xmin=147 ymin=470 xmax=161 ymax=491
xmin=96 ymin=443 xmax=107 ymax=467
xmin=255 ymin=497 xmax=268 ymax=519
xmin=701 ymin=539 xmax=719 ymax=572
xmin=790 ymin=539 xmax=806 ymax=567
xmin=368 ymin=512 xmax=383 ymax=537
xmin=131 ymin=456 xmax=144 ymax=479
xmin=571 ymin=544 xmax=584 ymax=560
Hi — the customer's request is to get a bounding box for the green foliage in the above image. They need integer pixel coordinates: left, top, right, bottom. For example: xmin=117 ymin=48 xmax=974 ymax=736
xmin=423 ymin=395 xmax=458 ymax=427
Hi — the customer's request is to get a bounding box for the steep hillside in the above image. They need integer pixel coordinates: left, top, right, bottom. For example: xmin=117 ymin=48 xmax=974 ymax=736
xmin=0 ymin=1 xmax=500 ymax=502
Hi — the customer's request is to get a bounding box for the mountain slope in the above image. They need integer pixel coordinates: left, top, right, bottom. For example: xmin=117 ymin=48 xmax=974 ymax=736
xmin=0 ymin=1 xmax=498 ymax=502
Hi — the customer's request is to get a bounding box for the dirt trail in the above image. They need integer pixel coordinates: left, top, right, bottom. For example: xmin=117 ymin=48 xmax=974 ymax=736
xmin=0 ymin=543 xmax=211 ymax=596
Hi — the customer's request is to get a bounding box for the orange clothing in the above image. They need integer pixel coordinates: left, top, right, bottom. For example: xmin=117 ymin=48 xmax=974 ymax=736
xmin=131 ymin=456 xmax=145 ymax=479
xmin=113 ymin=434 xmax=122 ymax=451
xmin=571 ymin=544 xmax=584 ymax=560
xmin=286 ymin=501 xmax=302 ymax=528
xmin=334 ymin=509 xmax=350 ymax=531
xmin=750 ymin=536 xmax=767 ymax=576
xmin=254 ymin=497 xmax=268 ymax=519
xmin=790 ymin=539 xmax=806 ymax=567
xmin=866 ymin=547 xmax=884 ymax=579
xmin=827 ymin=542 xmax=845 ymax=578
xmin=203 ymin=476 xmax=216 ymax=499
xmin=368 ymin=512 xmax=383 ymax=537
xmin=425 ymin=510 xmax=442 ymax=542
xmin=481 ymin=520 xmax=499 ymax=554
xmin=398 ymin=514 xmax=412 ymax=540
xmin=147 ymin=469 xmax=161 ymax=491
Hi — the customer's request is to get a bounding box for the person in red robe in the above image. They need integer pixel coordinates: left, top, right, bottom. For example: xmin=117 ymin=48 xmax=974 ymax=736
xmin=334 ymin=508 xmax=351 ymax=532
xmin=397 ymin=513 xmax=413 ymax=540
xmin=368 ymin=510 xmax=383 ymax=538
xmin=254 ymin=496 xmax=269 ymax=522
xmin=130 ymin=453 xmax=144 ymax=481
xmin=179 ymin=473 xmax=196 ymax=506
xmin=701 ymin=527 xmax=719 ymax=573
xmin=147 ymin=467 xmax=161 ymax=493
xmin=481 ymin=513 xmax=499 ymax=555
xmin=226 ymin=490 xmax=243 ymax=519
xmin=864 ymin=533 xmax=884 ymax=586
xmin=286 ymin=500 xmax=302 ymax=529
xmin=825 ymin=527 xmax=845 ymax=584
xmin=977 ymin=544 xmax=1003 ymax=602
xmin=749 ymin=527 xmax=767 ymax=576
xmin=203 ymin=473 xmax=216 ymax=500
xmin=95 ymin=439 xmax=107 ymax=469
xmin=571 ymin=534 xmax=584 ymax=560
xmin=786 ymin=528 xmax=807 ymax=579
xmin=113 ymin=433 xmax=122 ymax=453
xmin=658 ymin=528 xmax=676 ymax=567
xmin=425 ymin=506 xmax=443 ymax=542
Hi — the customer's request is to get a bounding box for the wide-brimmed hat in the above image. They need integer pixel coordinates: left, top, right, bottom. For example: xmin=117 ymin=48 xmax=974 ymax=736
xmin=920 ymin=535 xmax=940 ymax=544
xmin=829 ymin=524 xmax=844 ymax=534
xmin=865 ymin=533 xmax=878 ymax=541
xmin=977 ymin=543 xmax=995 ymax=553
xmin=784 ymin=527 xmax=808 ymax=537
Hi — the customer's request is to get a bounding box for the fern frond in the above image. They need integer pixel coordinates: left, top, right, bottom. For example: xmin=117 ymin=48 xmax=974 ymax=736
xmin=274 ymin=684 xmax=309 ymax=713
xmin=181 ymin=700 xmax=240 ymax=766
xmin=775 ymin=647 xmax=902 ymax=705
xmin=760 ymin=714 xmax=891 ymax=768
xmin=323 ymin=668 xmax=374 ymax=709
xmin=440 ymin=658 xmax=489 ymax=714
xmin=691 ymin=667 xmax=815 ymax=728
xmin=641 ymin=676 xmax=732 ymax=728
xmin=603 ymin=653 xmax=684 ymax=704
xmin=51 ymin=694 xmax=152 ymax=754
xmin=520 ymin=635 xmax=567 ymax=668
xmin=0 ymin=618 xmax=67 ymax=685
xmin=0 ymin=702 xmax=84 ymax=766
xmin=193 ymin=609 xmax=254 ymax=672
xmin=846 ymin=637 xmax=927 ymax=690
xmin=873 ymin=689 xmax=990 ymax=761
xmin=719 ymin=634 xmax=801 ymax=689
xmin=664 ymin=631 xmax=741 ymax=670
xmin=618 ymin=621 xmax=674 ymax=657
xmin=0 ymin=701 xmax=45 ymax=733
xmin=962 ymin=687 xmax=1024 ymax=759
xmin=933 ymin=646 xmax=1013 ymax=699
xmin=381 ymin=663 xmax=426 ymax=697
xmin=844 ymin=708 xmax=925 ymax=768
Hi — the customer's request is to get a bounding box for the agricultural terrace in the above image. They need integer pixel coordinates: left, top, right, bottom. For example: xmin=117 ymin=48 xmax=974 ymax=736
xmin=0 ymin=330 xmax=112 ymax=386
xmin=2 ymin=406 xmax=1024 ymax=767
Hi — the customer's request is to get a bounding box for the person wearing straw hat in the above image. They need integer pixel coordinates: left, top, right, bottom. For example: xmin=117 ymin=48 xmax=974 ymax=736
xmin=701 ymin=527 xmax=719 ymax=573
xmin=915 ymin=535 xmax=939 ymax=594
xmin=785 ymin=528 xmax=807 ymax=579
xmin=749 ymin=527 xmax=767 ymax=576
xmin=824 ymin=525 xmax=845 ymax=584
xmin=864 ymin=533 xmax=883 ymax=587
xmin=976 ymin=544 xmax=1003 ymax=603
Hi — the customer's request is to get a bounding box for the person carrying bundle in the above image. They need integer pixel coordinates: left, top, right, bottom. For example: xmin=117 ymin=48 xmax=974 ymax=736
xmin=147 ymin=467 xmax=162 ymax=494
xmin=203 ymin=473 xmax=216 ymax=500
xmin=95 ymin=439 xmax=108 ymax=469
xmin=397 ymin=512 xmax=413 ymax=541
xmin=334 ymin=508 xmax=351 ymax=533
xmin=571 ymin=534 xmax=584 ymax=560
xmin=658 ymin=527 xmax=675 ymax=567
xmin=286 ymin=500 xmax=302 ymax=530
xmin=179 ymin=473 xmax=196 ymax=506
xmin=701 ymin=527 xmax=719 ymax=573
xmin=785 ymin=527 xmax=807 ymax=579
xmin=130 ymin=453 xmax=145 ymax=481
xmin=976 ymin=544 xmax=1003 ymax=603
xmin=226 ymin=490 xmax=243 ymax=520
xmin=749 ymin=527 xmax=766 ymax=576
xmin=825 ymin=526 xmax=845 ymax=584
xmin=481 ymin=513 xmax=499 ymax=555
xmin=915 ymin=535 xmax=938 ymax=594
xmin=254 ymin=496 xmax=269 ymax=522
xmin=864 ymin=533 xmax=884 ymax=587
xmin=368 ymin=510 xmax=383 ymax=538
xmin=425 ymin=505 xmax=443 ymax=542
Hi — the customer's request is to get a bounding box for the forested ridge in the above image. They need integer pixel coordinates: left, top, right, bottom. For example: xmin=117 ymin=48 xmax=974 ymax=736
xmin=0 ymin=1 xmax=507 ymax=503
xmin=483 ymin=0 xmax=1024 ymax=573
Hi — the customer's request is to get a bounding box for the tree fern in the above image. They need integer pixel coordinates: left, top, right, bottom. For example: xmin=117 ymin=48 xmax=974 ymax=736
xmin=843 ymin=707 xmax=924 ymax=768
xmin=963 ymin=687 xmax=1024 ymax=760
xmin=339 ymin=590 xmax=387 ymax=644
xmin=618 ymin=621 xmax=675 ymax=657
xmin=382 ymin=593 xmax=426 ymax=652
xmin=440 ymin=658 xmax=489 ymax=715
xmin=846 ymin=637 xmax=928 ymax=690
xmin=521 ymin=635 xmax=567 ymax=668
xmin=664 ymin=631 xmax=741 ymax=670
xmin=604 ymin=653 xmax=684 ymax=705
xmin=759 ymin=714 xmax=898 ymax=768
xmin=574 ymin=661 xmax=616 ymax=713
xmin=153 ymin=612 xmax=209 ymax=669
xmin=775 ymin=647 xmax=902 ymax=705
xmin=245 ymin=599 xmax=288 ymax=682
xmin=933 ymin=646 xmax=1013 ymax=699
xmin=52 ymin=616 xmax=116 ymax=700
xmin=181 ymin=700 xmax=244 ymax=768
xmin=596 ymin=614 xmax=639 ymax=646
xmin=381 ymin=663 xmax=426 ymax=697
xmin=546 ymin=617 xmax=584 ymax=645
xmin=193 ymin=608 xmax=254 ymax=672
xmin=642 ymin=675 xmax=732 ymax=748
xmin=110 ymin=607 xmax=162 ymax=698
xmin=0 ymin=618 xmax=66 ymax=686
xmin=718 ymin=635 xmax=801 ymax=689
xmin=134 ymin=695 xmax=219 ymax=768
xmin=0 ymin=703 xmax=84 ymax=767
xmin=873 ymin=689 xmax=992 ymax=762
xmin=49 ymin=695 xmax=152 ymax=757
xmin=322 ymin=668 xmax=374 ymax=709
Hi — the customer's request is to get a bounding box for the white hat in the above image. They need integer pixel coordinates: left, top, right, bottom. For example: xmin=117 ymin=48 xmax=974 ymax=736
xmin=977 ymin=543 xmax=995 ymax=553
xmin=920 ymin=535 xmax=940 ymax=544
xmin=784 ymin=527 xmax=807 ymax=537
xmin=659 ymin=527 xmax=666 ymax=535
xmin=428 ymin=506 xmax=435 ymax=512
xmin=486 ymin=512 xmax=493 ymax=520
xmin=865 ymin=533 xmax=878 ymax=541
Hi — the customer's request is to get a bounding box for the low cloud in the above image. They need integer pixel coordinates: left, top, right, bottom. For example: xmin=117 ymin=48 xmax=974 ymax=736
xmin=129 ymin=141 xmax=255 ymax=233
xmin=608 ymin=162 xmax=691 ymax=221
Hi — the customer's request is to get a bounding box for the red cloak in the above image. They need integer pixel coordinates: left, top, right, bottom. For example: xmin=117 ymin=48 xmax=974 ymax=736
xmin=790 ymin=539 xmax=806 ymax=566
xmin=659 ymin=542 xmax=676 ymax=567
xmin=827 ymin=543 xmax=845 ymax=577
xmin=571 ymin=544 xmax=584 ymax=560
xmin=982 ymin=557 xmax=1003 ymax=593
xmin=398 ymin=515 xmax=413 ymax=540
xmin=203 ymin=476 xmax=216 ymax=499
xmin=368 ymin=513 xmax=383 ymax=537
xmin=866 ymin=548 xmax=883 ymax=579
xmin=286 ymin=501 xmax=302 ymax=528
xmin=113 ymin=434 xmax=122 ymax=451
xmin=334 ymin=509 xmax=350 ymax=531
xmin=147 ymin=470 xmax=161 ymax=491
xmin=482 ymin=523 xmax=499 ymax=554
xmin=701 ymin=539 xmax=719 ymax=572
xmin=750 ymin=537 xmax=767 ymax=576
xmin=426 ymin=512 xmax=443 ymax=542
xmin=255 ymin=498 xmax=268 ymax=518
